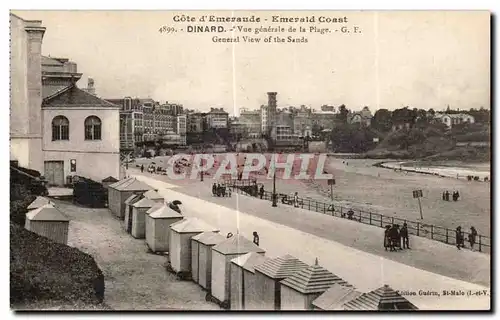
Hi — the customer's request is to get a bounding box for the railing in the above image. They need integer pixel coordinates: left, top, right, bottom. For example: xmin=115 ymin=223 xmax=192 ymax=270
xmin=228 ymin=182 xmax=491 ymax=254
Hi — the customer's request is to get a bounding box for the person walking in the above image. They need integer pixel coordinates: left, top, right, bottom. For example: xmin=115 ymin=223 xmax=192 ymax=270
xmin=400 ymin=223 xmax=410 ymax=249
xmin=469 ymin=226 xmax=478 ymax=250
xmin=384 ymin=225 xmax=391 ymax=251
xmin=456 ymin=226 xmax=464 ymax=250
xmin=212 ymin=183 xmax=217 ymax=197
xmin=253 ymin=231 xmax=260 ymax=246
xmin=395 ymin=224 xmax=403 ymax=250
xmin=389 ymin=225 xmax=398 ymax=252
xmin=293 ymin=192 xmax=300 ymax=208
xmin=259 ymin=185 xmax=265 ymax=199
xmin=445 ymin=190 xmax=450 ymax=201
xmin=141 ymin=164 xmax=144 ymax=173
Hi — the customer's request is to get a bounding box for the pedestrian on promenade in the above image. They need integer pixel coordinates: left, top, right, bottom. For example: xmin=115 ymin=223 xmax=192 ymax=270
xmin=469 ymin=226 xmax=478 ymax=250
xmin=347 ymin=209 xmax=354 ymax=220
xmin=212 ymin=183 xmax=217 ymax=197
xmin=455 ymin=190 xmax=460 ymax=201
xmin=228 ymin=186 xmax=232 ymax=197
xmin=389 ymin=225 xmax=398 ymax=252
xmin=401 ymin=223 xmax=410 ymax=249
xmin=221 ymin=185 xmax=226 ymax=197
xmin=216 ymin=184 xmax=221 ymax=197
xmin=293 ymin=192 xmax=300 ymax=208
xmin=445 ymin=190 xmax=450 ymax=201
xmin=141 ymin=164 xmax=144 ymax=173
xmin=253 ymin=231 xmax=259 ymax=246
xmin=456 ymin=226 xmax=464 ymax=250
xmin=442 ymin=191 xmax=446 ymax=201
xmin=259 ymin=185 xmax=265 ymax=199
xmin=384 ymin=225 xmax=391 ymax=251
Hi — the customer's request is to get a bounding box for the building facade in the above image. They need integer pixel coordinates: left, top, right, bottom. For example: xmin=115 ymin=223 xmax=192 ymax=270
xmin=348 ymin=106 xmax=373 ymax=127
xmin=435 ymin=113 xmax=475 ymax=129
xmin=42 ymin=56 xmax=121 ymax=184
xmin=10 ymin=13 xmax=46 ymax=173
xmin=206 ymin=107 xmax=229 ymax=129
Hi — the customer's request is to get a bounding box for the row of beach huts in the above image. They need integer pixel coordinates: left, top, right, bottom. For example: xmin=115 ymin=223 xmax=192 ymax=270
xmin=22 ymin=176 xmax=419 ymax=311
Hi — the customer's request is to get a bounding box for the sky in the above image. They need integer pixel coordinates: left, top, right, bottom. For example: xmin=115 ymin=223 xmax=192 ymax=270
xmin=13 ymin=10 xmax=490 ymax=115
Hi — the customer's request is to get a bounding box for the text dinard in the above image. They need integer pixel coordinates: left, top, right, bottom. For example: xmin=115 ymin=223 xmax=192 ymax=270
xmin=173 ymin=15 xmax=348 ymax=24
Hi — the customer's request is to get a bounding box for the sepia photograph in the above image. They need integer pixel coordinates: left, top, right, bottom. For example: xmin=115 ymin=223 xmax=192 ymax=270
xmin=8 ymin=9 xmax=491 ymax=312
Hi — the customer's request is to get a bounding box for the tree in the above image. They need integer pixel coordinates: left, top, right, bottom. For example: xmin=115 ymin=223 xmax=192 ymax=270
xmin=372 ymin=109 xmax=393 ymax=132
xmin=337 ymin=104 xmax=349 ymax=124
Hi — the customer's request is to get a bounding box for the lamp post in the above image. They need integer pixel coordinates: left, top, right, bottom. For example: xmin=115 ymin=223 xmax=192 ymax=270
xmin=200 ymin=158 xmax=204 ymax=182
xmin=272 ymin=160 xmax=277 ymax=207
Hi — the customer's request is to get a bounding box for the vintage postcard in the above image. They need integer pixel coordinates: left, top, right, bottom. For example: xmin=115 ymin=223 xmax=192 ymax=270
xmin=9 ymin=10 xmax=490 ymax=311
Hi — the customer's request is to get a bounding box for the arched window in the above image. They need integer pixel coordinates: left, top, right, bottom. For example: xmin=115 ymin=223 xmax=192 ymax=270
xmin=52 ymin=116 xmax=69 ymax=141
xmin=84 ymin=116 xmax=102 ymax=140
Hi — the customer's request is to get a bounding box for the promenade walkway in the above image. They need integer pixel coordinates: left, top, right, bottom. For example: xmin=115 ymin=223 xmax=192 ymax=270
xmin=133 ymin=173 xmax=490 ymax=310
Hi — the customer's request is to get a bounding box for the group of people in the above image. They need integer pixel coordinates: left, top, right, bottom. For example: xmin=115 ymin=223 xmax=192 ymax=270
xmin=212 ymin=183 xmax=232 ymax=197
xmin=442 ymin=190 xmax=460 ymax=201
xmin=384 ymin=223 xmax=410 ymax=251
xmin=455 ymin=226 xmax=478 ymax=250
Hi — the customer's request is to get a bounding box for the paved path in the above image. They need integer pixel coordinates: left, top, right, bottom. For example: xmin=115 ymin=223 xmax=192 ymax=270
xmin=134 ymin=173 xmax=490 ymax=310
xmin=58 ymin=200 xmax=220 ymax=310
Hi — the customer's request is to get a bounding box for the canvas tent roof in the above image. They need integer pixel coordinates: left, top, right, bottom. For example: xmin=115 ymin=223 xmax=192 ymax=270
xmin=26 ymin=204 xmax=70 ymax=222
xmin=108 ymin=177 xmax=153 ymax=191
xmin=212 ymin=234 xmax=265 ymax=255
xmin=146 ymin=204 xmax=182 ymax=218
xmin=124 ymin=194 xmax=142 ymax=205
xmin=280 ymin=259 xmax=352 ymax=295
xmin=231 ymin=252 xmax=270 ymax=273
xmin=192 ymin=231 xmax=225 ymax=245
xmin=312 ymin=284 xmax=362 ymax=310
xmin=143 ymin=190 xmax=164 ymax=200
xmin=254 ymin=254 xmax=309 ymax=279
xmin=27 ymin=196 xmax=53 ymax=210
xmin=132 ymin=197 xmax=158 ymax=208
xmin=170 ymin=217 xmax=219 ymax=234
xmin=342 ymin=285 xmax=418 ymax=311
xmin=102 ymin=176 xmax=119 ymax=182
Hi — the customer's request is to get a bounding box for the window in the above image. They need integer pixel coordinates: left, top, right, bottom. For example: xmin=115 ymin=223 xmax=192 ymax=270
xmin=52 ymin=116 xmax=70 ymax=141
xmin=84 ymin=116 xmax=102 ymax=140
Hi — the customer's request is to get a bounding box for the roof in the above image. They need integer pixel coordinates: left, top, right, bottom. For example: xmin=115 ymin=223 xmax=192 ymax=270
xmin=212 ymin=234 xmax=265 ymax=255
xmin=146 ymin=204 xmax=182 ymax=218
xmin=231 ymin=252 xmax=269 ymax=273
xmin=280 ymin=259 xmax=352 ymax=295
xmin=26 ymin=204 xmax=70 ymax=222
xmin=42 ymin=85 xmax=119 ymax=108
xmin=109 ymin=177 xmax=153 ymax=191
xmin=27 ymin=196 xmax=52 ymax=210
xmin=42 ymin=84 xmax=71 ymax=100
xmin=192 ymin=231 xmax=226 ymax=245
xmin=312 ymin=284 xmax=362 ymax=310
xmin=170 ymin=217 xmax=219 ymax=234
xmin=124 ymin=194 xmax=142 ymax=205
xmin=132 ymin=197 xmax=158 ymax=208
xmin=102 ymin=176 xmax=119 ymax=182
xmin=143 ymin=190 xmax=164 ymax=201
xmin=254 ymin=254 xmax=309 ymax=279
xmin=42 ymin=56 xmax=64 ymax=66
xmin=343 ymin=285 xmax=418 ymax=311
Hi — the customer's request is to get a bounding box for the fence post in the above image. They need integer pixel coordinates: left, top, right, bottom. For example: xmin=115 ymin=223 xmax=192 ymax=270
xmin=417 ymin=222 xmax=420 ymax=236
xmin=446 ymin=229 xmax=448 ymax=244
xmin=431 ymin=225 xmax=434 ymax=240
xmin=391 ymin=217 xmax=394 ymax=225
xmin=369 ymin=212 xmax=372 ymax=225
xmin=380 ymin=214 xmax=383 ymax=227
xmin=479 ymin=236 xmax=482 ymax=252
xmin=323 ymin=202 xmax=326 ymax=214
xmin=308 ymin=200 xmax=311 ymax=211
xmin=315 ymin=201 xmax=318 ymax=212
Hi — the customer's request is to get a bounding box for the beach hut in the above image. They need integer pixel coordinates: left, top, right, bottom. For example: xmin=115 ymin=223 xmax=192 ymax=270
xmin=230 ymin=252 xmax=270 ymax=310
xmin=124 ymin=193 xmax=142 ymax=232
xmin=101 ymin=176 xmax=119 ymax=189
xmin=145 ymin=204 xmax=183 ymax=252
xmin=142 ymin=190 xmax=165 ymax=202
xmin=342 ymin=285 xmax=418 ymax=311
xmin=312 ymin=284 xmax=362 ymax=311
xmin=211 ymin=234 xmax=265 ymax=306
xmin=107 ymin=177 xmax=153 ymax=219
xmin=253 ymin=254 xmax=310 ymax=310
xmin=27 ymin=196 xmax=52 ymax=210
xmin=24 ymin=204 xmax=70 ymax=244
xmin=280 ymin=259 xmax=353 ymax=310
xmin=130 ymin=197 xmax=158 ymax=239
xmin=192 ymin=232 xmax=226 ymax=290
xmin=169 ymin=218 xmax=220 ymax=276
